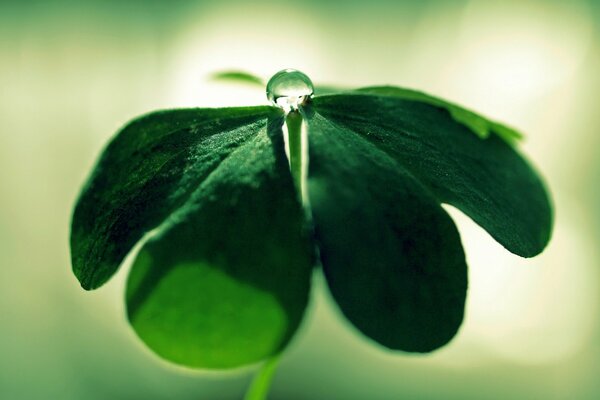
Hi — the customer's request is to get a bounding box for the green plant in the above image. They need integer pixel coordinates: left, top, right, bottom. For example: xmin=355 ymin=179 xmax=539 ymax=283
xmin=70 ymin=69 xmax=552 ymax=399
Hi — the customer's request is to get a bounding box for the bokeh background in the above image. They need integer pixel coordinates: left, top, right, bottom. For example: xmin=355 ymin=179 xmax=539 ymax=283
xmin=1 ymin=0 xmax=599 ymax=398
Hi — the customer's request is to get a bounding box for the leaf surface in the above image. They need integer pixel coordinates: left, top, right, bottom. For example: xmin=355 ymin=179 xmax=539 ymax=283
xmin=305 ymin=108 xmax=468 ymax=352
xmin=356 ymin=86 xmax=523 ymax=144
xmin=71 ymin=106 xmax=281 ymax=289
xmin=125 ymin=116 xmax=313 ymax=368
xmin=311 ymin=94 xmax=553 ymax=257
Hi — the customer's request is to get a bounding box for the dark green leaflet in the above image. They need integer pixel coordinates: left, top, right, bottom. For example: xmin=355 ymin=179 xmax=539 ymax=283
xmin=305 ymin=108 xmax=467 ymax=352
xmin=125 ymin=116 xmax=313 ymax=368
xmin=311 ymin=94 xmax=552 ymax=258
xmin=71 ymin=106 xmax=281 ymax=289
xmin=356 ymin=86 xmax=523 ymax=144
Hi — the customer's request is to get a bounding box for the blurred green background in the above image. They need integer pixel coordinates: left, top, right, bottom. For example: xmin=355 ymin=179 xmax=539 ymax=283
xmin=1 ymin=0 xmax=599 ymax=398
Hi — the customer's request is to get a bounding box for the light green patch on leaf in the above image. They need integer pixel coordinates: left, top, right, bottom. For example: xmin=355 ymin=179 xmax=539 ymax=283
xmin=127 ymin=259 xmax=286 ymax=368
xmin=355 ymin=86 xmax=523 ymax=145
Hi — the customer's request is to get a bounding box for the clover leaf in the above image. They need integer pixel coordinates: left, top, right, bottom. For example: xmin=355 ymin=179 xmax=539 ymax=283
xmin=71 ymin=105 xmax=313 ymax=368
xmin=70 ymin=69 xmax=552 ymax=397
xmin=354 ymin=86 xmax=523 ymax=144
xmin=305 ymin=107 xmax=467 ymax=351
xmin=310 ymin=93 xmax=552 ymax=258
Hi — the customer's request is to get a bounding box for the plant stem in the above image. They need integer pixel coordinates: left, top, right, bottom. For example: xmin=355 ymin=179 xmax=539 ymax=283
xmin=243 ymin=356 xmax=281 ymax=400
xmin=285 ymin=110 xmax=305 ymax=201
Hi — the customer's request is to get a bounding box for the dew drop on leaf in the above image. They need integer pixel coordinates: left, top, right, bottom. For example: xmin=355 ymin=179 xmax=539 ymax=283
xmin=266 ymin=69 xmax=314 ymax=113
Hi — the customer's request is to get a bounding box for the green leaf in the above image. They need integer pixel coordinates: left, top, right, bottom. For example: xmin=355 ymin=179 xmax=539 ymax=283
xmin=125 ymin=115 xmax=313 ymax=368
xmin=71 ymin=106 xmax=281 ymax=289
xmin=313 ymin=85 xmax=345 ymax=96
xmin=311 ymin=94 xmax=552 ymax=258
xmin=304 ymin=108 xmax=468 ymax=352
xmin=211 ymin=70 xmax=265 ymax=86
xmin=356 ymin=86 xmax=523 ymax=144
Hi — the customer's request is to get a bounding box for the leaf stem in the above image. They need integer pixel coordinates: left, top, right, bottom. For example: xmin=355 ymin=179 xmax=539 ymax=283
xmin=285 ymin=110 xmax=306 ymax=202
xmin=243 ymin=357 xmax=281 ymax=400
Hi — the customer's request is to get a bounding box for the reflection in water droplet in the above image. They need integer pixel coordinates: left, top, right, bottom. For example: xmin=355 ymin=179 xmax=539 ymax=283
xmin=266 ymin=69 xmax=314 ymax=113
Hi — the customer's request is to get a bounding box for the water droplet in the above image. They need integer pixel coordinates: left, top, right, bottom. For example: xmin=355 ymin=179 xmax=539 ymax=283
xmin=266 ymin=69 xmax=314 ymax=113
